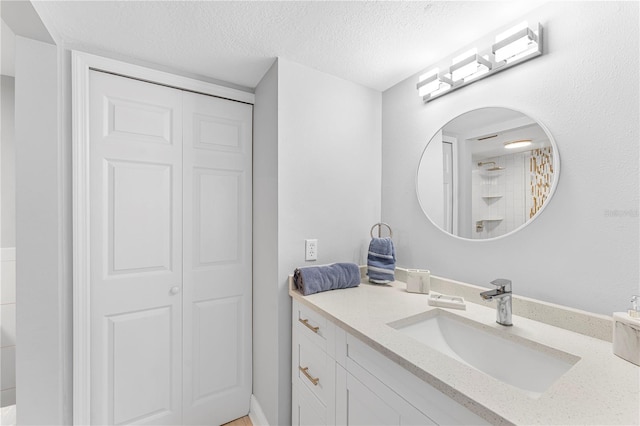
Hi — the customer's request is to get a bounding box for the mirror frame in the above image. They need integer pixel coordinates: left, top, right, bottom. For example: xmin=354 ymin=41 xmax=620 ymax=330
xmin=416 ymin=106 xmax=561 ymax=242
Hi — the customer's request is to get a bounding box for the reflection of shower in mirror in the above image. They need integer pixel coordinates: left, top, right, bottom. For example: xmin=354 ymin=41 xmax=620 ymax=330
xmin=477 ymin=161 xmax=505 ymax=171
xmin=417 ymin=107 xmax=560 ymax=241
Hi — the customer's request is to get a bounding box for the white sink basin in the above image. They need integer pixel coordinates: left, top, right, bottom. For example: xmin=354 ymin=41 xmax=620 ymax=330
xmin=389 ymin=310 xmax=580 ymax=398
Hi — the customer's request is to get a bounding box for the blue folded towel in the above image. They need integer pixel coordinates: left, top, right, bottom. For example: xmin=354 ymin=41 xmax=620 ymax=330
xmin=367 ymin=237 xmax=396 ymax=284
xmin=293 ymin=262 xmax=361 ymax=296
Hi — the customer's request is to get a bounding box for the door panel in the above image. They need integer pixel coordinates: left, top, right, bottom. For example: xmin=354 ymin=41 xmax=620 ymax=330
xmin=108 ymin=307 xmax=173 ymax=425
xmin=193 ymin=113 xmax=245 ymax=152
xmin=192 ymin=296 xmax=242 ymax=401
xmin=106 ymin=97 xmax=173 ymax=144
xmin=107 ymin=160 xmax=173 ymax=274
xmin=193 ymin=169 xmax=241 ymax=265
xmin=182 ymin=91 xmax=252 ymax=425
xmin=89 ymin=70 xmax=183 ymax=425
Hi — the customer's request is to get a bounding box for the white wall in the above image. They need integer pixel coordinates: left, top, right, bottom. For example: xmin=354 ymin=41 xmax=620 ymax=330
xmin=1 ymin=74 xmax=16 ymax=407
xmin=0 ymin=247 xmax=16 ymax=407
xmin=1 ymin=76 xmax=15 ymax=248
xmin=382 ymin=1 xmax=639 ymax=315
xmin=252 ymin=60 xmax=279 ymax=424
xmin=1 ymin=19 xmax=16 ymax=77
xmin=253 ymin=57 xmax=382 ymax=425
xmin=15 ymin=36 xmax=71 ymax=425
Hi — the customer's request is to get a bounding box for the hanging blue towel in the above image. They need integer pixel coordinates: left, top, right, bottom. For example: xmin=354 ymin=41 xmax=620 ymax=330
xmin=367 ymin=237 xmax=396 ymax=284
xmin=293 ymin=263 xmax=361 ymax=296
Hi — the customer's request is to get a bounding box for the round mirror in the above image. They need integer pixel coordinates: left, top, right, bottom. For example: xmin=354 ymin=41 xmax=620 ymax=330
xmin=417 ymin=107 xmax=559 ymax=240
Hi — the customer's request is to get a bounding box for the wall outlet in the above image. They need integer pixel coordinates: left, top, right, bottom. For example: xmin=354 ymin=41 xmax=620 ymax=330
xmin=305 ymin=239 xmax=318 ymax=261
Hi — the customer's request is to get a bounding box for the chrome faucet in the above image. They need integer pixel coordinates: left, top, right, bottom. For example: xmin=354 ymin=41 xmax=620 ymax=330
xmin=480 ymin=279 xmax=513 ymax=326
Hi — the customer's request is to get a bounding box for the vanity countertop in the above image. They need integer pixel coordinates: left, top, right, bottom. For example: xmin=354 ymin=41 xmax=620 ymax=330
xmin=289 ymin=276 xmax=640 ymax=425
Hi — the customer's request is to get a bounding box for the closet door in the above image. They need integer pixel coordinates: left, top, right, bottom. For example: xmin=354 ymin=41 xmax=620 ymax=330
xmin=182 ymin=91 xmax=253 ymax=424
xmin=89 ymin=71 xmax=183 ymax=425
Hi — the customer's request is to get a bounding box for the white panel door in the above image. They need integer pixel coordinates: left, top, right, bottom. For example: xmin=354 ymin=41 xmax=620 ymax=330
xmin=89 ymin=71 xmax=183 ymax=425
xmin=182 ymin=91 xmax=253 ymax=424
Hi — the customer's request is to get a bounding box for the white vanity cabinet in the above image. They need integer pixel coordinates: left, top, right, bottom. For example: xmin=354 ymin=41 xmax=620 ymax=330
xmin=335 ymin=363 xmax=434 ymax=426
xmin=291 ymin=300 xmax=488 ymax=426
xmin=292 ymin=300 xmax=338 ymax=425
xmin=340 ymin=332 xmax=489 ymax=426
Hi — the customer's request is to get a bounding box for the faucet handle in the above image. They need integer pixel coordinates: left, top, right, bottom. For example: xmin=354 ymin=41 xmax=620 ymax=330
xmin=490 ymin=278 xmax=512 ymax=292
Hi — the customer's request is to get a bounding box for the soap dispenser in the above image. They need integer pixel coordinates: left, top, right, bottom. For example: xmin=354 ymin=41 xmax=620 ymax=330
xmin=612 ymin=295 xmax=640 ymax=366
xmin=629 ymin=295 xmax=640 ymax=318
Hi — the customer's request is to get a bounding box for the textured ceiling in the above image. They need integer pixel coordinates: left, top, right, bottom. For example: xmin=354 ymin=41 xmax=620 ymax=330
xmin=32 ymin=1 xmax=547 ymax=91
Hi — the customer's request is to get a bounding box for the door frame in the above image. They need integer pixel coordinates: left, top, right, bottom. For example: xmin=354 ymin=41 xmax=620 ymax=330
xmin=442 ymin=134 xmax=458 ymax=235
xmin=71 ymin=51 xmax=255 ymax=424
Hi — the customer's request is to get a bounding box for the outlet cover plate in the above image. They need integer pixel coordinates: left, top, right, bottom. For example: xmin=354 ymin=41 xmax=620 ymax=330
xmin=305 ymin=239 xmax=318 ymax=261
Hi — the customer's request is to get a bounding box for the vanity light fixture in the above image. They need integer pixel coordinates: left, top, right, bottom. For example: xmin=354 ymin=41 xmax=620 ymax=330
xmin=417 ymin=22 xmax=542 ymax=103
xmin=450 ymin=49 xmax=492 ymax=82
xmin=417 ymin=68 xmax=452 ymax=98
xmin=504 ymin=139 xmax=532 ymax=149
xmin=493 ymin=21 xmax=540 ymax=63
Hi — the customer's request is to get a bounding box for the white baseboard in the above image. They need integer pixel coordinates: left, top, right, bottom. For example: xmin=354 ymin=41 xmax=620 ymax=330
xmin=249 ymin=394 xmax=269 ymax=426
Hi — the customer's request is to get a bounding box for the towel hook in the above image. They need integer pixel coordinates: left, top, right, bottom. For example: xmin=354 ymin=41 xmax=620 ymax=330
xmin=370 ymin=222 xmax=393 ymax=238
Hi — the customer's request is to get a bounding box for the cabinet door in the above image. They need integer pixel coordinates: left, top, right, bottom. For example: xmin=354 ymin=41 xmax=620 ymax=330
xmin=337 ymin=363 xmax=435 ymax=426
xmin=345 ymin=333 xmax=488 ymax=425
xmin=345 ymin=372 xmax=401 ymax=426
xmin=293 ymin=379 xmax=328 ymax=426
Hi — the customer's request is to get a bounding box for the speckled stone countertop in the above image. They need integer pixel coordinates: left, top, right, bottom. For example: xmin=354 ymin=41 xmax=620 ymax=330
xmin=289 ymin=273 xmax=640 ymax=425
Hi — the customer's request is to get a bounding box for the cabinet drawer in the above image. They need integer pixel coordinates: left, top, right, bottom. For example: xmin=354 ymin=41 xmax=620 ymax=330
xmin=295 ymin=302 xmax=329 ymax=350
xmin=297 ymin=331 xmax=335 ymax=405
xmin=294 ymin=376 xmax=327 ymax=426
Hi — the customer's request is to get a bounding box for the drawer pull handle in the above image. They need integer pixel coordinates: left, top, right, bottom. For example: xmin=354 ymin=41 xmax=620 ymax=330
xmin=299 ymin=318 xmax=320 ymax=333
xmin=299 ymin=366 xmax=320 ymax=386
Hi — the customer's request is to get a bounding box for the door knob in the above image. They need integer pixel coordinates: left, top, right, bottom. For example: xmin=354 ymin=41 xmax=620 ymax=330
xmin=170 ymin=286 xmax=180 ymax=295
